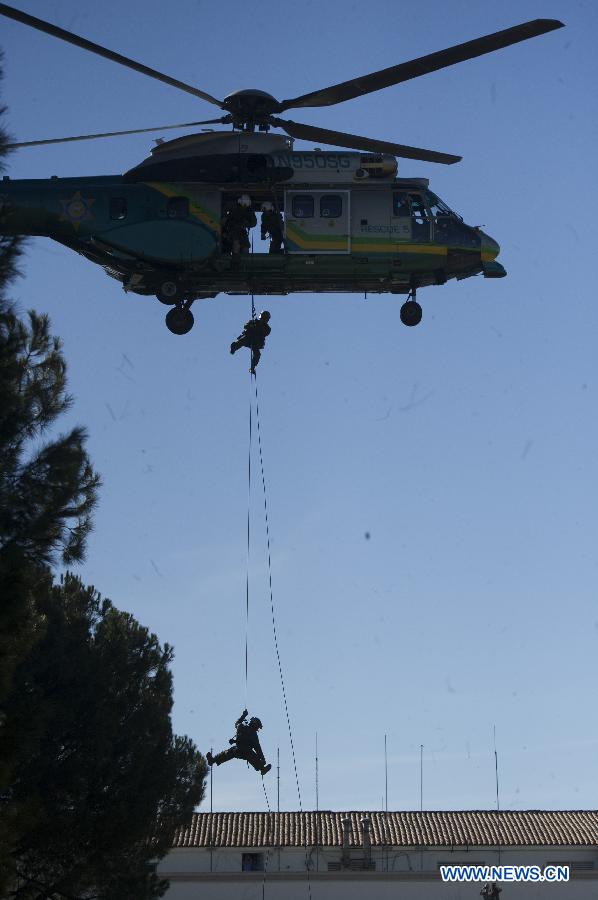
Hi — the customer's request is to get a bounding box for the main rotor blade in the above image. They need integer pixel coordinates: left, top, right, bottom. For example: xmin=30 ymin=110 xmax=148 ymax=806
xmin=280 ymin=19 xmax=564 ymax=109
xmin=0 ymin=2 xmax=224 ymax=107
xmin=272 ymin=118 xmax=461 ymax=165
xmin=5 ymin=119 xmax=231 ymax=149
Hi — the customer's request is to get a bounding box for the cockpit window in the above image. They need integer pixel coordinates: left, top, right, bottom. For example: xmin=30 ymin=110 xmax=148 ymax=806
xmin=408 ymin=194 xmax=429 ymax=224
xmin=392 ymin=191 xmax=410 ymax=217
xmin=407 ymin=194 xmax=430 ymax=240
xmin=426 ymin=191 xmax=463 ymax=221
xmin=426 ymin=191 xmax=477 ymax=246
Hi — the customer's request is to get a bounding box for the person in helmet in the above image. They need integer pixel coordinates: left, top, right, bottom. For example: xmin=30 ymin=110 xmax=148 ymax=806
xmin=222 ymin=195 xmax=257 ymax=255
xmin=207 ymin=709 xmax=271 ymax=775
xmin=260 ymin=201 xmax=284 ymax=254
xmin=230 ymin=310 xmax=271 ymax=374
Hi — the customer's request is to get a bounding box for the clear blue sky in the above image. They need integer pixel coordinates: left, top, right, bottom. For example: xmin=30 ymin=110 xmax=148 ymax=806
xmin=2 ymin=0 xmax=597 ymax=814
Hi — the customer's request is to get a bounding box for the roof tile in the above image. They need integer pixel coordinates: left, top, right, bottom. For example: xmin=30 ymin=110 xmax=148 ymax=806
xmin=172 ymin=811 xmax=598 ymax=849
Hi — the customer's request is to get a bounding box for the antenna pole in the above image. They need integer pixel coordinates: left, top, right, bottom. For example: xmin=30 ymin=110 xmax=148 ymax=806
xmin=384 ymin=734 xmax=388 ymax=812
xmin=419 ymin=744 xmax=424 ymax=871
xmin=315 ymin=732 xmax=319 ymax=872
xmin=384 ymin=734 xmax=390 ymax=872
xmin=420 ymin=744 xmax=423 ymax=812
xmin=315 ymin=732 xmax=319 ymax=813
xmin=494 ymin=725 xmax=502 ymax=864
xmin=210 ymin=747 xmax=214 ymax=873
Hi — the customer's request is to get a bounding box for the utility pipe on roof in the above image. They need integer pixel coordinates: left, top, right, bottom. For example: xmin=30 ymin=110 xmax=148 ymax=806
xmin=360 ymin=817 xmax=372 ymax=868
xmin=341 ymin=817 xmax=351 ymax=868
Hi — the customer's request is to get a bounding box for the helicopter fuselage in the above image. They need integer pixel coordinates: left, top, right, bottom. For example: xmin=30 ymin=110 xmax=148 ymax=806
xmin=0 ymin=135 xmax=504 ymax=309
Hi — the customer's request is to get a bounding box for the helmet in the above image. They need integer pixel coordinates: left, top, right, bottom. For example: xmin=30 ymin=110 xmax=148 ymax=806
xmin=238 ymin=194 xmax=252 ymax=207
xmin=259 ymin=310 xmax=271 ymax=321
xmin=249 ymin=717 xmax=263 ymax=729
xmin=261 ymin=201 xmax=274 ymax=212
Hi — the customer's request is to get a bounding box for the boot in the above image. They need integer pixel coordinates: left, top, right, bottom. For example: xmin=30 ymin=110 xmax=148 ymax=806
xmin=260 ymin=763 xmax=271 ymax=776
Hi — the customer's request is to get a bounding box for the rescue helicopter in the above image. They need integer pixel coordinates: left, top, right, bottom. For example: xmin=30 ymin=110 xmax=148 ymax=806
xmin=0 ymin=4 xmax=563 ymax=334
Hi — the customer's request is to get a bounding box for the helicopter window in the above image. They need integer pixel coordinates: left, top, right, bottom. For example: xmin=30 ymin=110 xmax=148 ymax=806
xmin=167 ymin=197 xmax=190 ymax=219
xmin=292 ymin=195 xmax=314 ymax=218
xmin=320 ymin=195 xmax=342 ymax=218
xmin=392 ymin=192 xmax=410 ymax=217
xmin=426 ymin=191 xmax=463 ymax=221
xmin=109 ymin=197 xmax=127 ymax=220
xmin=407 ymin=194 xmax=429 ymax=224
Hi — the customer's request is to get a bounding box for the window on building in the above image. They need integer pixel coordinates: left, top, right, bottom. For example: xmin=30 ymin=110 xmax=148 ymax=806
xmin=547 ymin=860 xmax=593 ymax=871
xmin=109 ymin=197 xmax=127 ymax=220
xmin=292 ymin=195 xmax=314 ymax=218
xmin=437 ymin=861 xmax=487 ymax=870
xmin=167 ymin=197 xmax=189 ymax=218
xmin=320 ymin=195 xmax=342 ymax=218
xmin=327 ymin=859 xmax=376 ymax=871
xmin=242 ymin=852 xmax=264 ymax=872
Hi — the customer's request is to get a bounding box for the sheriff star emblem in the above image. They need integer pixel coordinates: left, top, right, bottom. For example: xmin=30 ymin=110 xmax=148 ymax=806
xmin=59 ymin=190 xmax=95 ymax=231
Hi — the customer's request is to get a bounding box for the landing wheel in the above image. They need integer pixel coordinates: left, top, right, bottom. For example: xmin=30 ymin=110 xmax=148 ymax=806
xmin=400 ymin=299 xmax=423 ymax=327
xmin=157 ymin=280 xmax=180 ymax=305
xmin=165 ymin=305 xmax=194 ymax=335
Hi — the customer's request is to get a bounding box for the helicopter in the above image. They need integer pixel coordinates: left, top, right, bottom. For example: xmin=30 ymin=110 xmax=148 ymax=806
xmin=0 ymin=4 xmax=563 ymax=334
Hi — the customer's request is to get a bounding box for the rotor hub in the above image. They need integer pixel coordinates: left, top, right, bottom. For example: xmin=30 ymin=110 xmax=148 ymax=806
xmin=222 ymin=89 xmax=281 ymax=130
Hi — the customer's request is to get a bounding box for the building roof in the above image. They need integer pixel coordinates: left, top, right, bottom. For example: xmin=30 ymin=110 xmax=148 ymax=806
xmin=173 ymin=811 xmax=598 ymax=849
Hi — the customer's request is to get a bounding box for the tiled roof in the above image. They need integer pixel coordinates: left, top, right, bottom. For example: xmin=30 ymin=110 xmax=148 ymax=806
xmin=173 ymin=811 xmax=598 ymax=849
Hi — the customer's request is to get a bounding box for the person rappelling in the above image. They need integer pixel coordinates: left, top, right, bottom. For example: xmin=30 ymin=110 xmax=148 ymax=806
xmin=230 ymin=310 xmax=271 ymax=374
xmin=207 ymin=709 xmax=272 ymax=775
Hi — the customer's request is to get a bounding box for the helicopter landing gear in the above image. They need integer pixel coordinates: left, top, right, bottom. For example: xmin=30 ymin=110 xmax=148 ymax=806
xmin=400 ymin=288 xmax=423 ymax=327
xmin=157 ymin=280 xmax=180 ymax=305
xmin=165 ymin=300 xmax=194 ymax=335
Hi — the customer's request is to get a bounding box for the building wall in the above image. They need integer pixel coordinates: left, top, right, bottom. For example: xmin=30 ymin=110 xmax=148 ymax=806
xmin=159 ymin=845 xmax=598 ymax=899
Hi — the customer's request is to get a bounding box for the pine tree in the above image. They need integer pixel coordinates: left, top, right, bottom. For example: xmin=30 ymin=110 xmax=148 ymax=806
xmin=1 ymin=59 xmax=100 ymax=893
xmin=0 ymin=66 xmax=206 ymax=898
xmin=0 ymin=58 xmax=100 ymax=703
xmin=5 ymin=573 xmax=206 ymax=899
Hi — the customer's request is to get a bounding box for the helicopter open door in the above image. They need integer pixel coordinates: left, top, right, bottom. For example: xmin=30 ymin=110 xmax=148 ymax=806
xmin=284 ymin=191 xmax=350 ymax=254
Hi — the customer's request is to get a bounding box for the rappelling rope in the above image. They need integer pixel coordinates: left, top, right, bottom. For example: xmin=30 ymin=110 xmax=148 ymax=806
xmin=244 ymin=296 xmax=257 ymax=703
xmin=252 ymin=374 xmax=312 ymax=899
xmin=244 ymin=376 xmax=252 ymax=706
xmin=261 ymin=780 xmax=273 ymax=900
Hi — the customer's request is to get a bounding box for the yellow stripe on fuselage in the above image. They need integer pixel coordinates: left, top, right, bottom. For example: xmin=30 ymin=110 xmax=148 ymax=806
xmin=285 ymin=221 xmax=348 ymax=251
xmin=147 ymin=183 xmax=220 ymax=233
xmin=351 ymin=240 xmax=448 ymax=256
